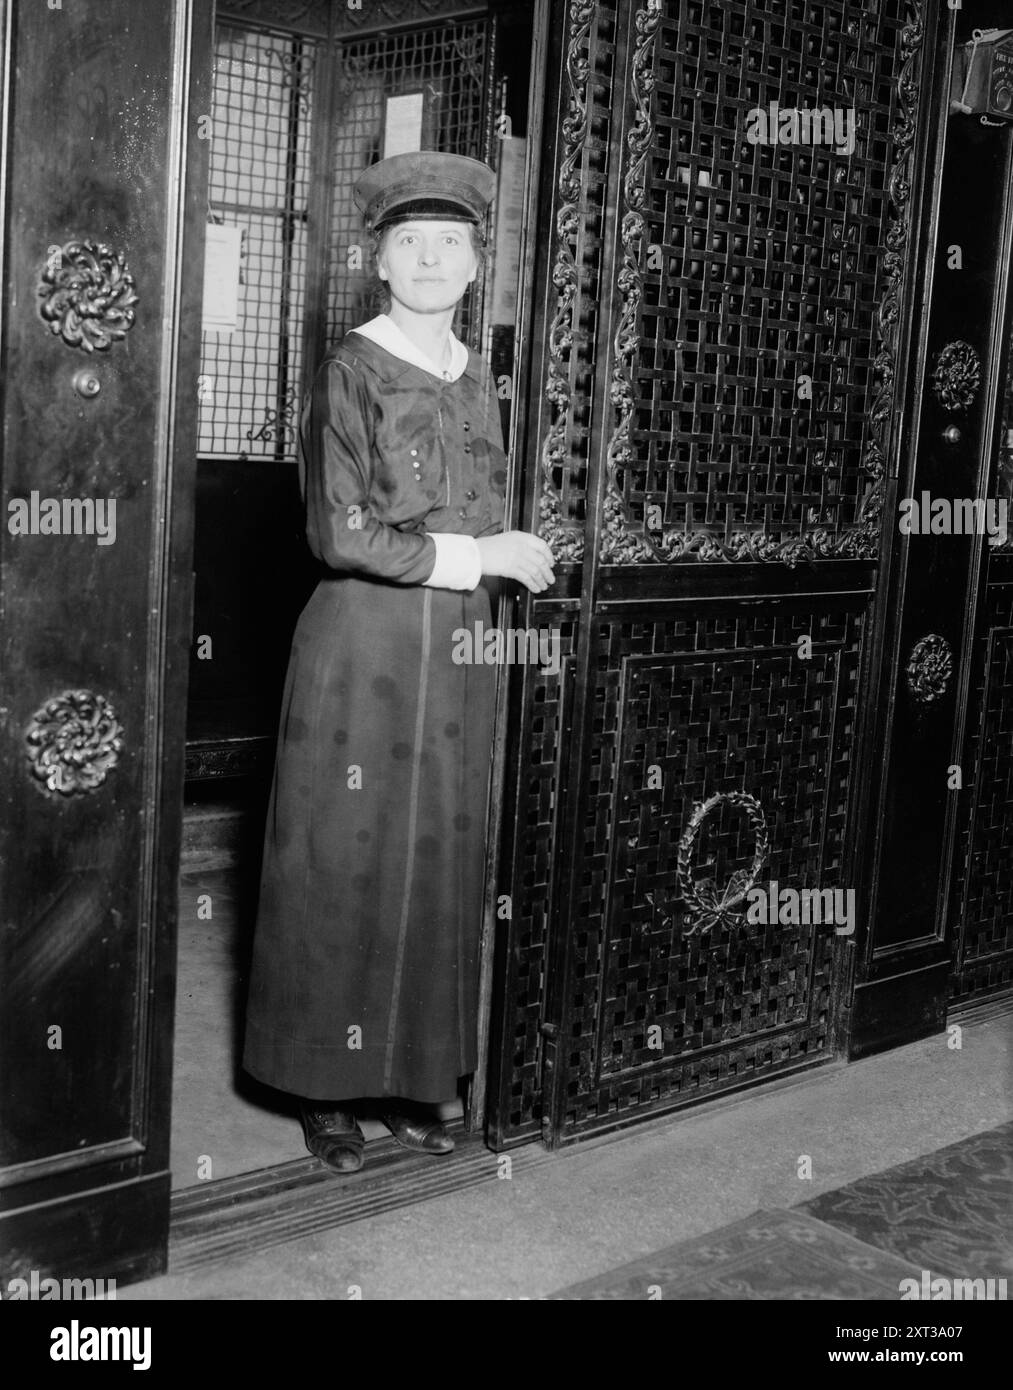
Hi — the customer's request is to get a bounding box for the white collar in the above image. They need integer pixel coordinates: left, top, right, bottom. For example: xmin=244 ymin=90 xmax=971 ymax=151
xmin=349 ymin=314 xmax=469 ymax=382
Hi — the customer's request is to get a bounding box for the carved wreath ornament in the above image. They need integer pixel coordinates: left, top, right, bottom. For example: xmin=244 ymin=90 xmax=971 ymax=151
xmin=38 ymin=241 xmax=138 ymax=352
xmin=905 ymin=634 xmax=953 ymax=706
xmin=676 ymin=791 xmax=770 ymax=937
xmin=26 ymin=690 xmax=123 ymax=795
xmin=931 ymin=341 xmax=981 ymax=412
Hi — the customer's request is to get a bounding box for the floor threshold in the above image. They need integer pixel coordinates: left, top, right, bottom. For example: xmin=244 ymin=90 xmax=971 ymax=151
xmin=169 ymin=1130 xmax=554 ymax=1275
xmin=167 ymin=1000 xmax=1012 ymax=1276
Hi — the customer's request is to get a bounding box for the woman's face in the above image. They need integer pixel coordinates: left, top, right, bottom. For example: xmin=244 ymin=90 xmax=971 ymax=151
xmin=376 ymin=220 xmax=478 ymax=316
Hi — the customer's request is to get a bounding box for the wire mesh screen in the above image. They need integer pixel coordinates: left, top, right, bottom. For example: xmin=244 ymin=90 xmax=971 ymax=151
xmin=198 ymin=23 xmax=315 ymax=460
xmin=326 ymin=21 xmax=491 ymax=349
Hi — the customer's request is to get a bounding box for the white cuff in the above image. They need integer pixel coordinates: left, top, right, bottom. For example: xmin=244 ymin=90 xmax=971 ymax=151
xmin=422 ymin=533 xmax=483 ymax=591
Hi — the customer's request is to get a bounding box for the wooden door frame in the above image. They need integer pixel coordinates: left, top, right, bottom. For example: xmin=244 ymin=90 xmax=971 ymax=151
xmin=165 ymin=0 xmax=555 ymax=1264
xmin=946 ymin=126 xmax=1013 ymax=1012
xmin=0 ymin=0 xmax=212 ymax=1284
xmin=186 ymin=0 xmax=550 ymax=1147
xmin=850 ymin=0 xmax=1013 ymax=1053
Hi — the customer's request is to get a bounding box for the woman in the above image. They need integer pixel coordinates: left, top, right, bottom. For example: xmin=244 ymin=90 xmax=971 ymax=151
xmin=242 ymin=152 xmax=555 ymax=1173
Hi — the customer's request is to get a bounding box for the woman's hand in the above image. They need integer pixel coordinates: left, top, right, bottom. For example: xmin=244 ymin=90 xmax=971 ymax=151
xmin=476 ymin=531 xmax=556 ymax=593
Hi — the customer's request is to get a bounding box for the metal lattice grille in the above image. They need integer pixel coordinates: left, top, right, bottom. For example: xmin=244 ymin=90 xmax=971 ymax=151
xmin=599 ymin=0 xmax=911 ymax=563
xmin=950 ymin=585 xmax=1013 ymax=1003
xmin=326 ymin=21 xmax=491 ymax=348
xmin=490 ymin=0 xmax=927 ymax=1144
xmin=564 ymin=604 xmax=860 ymax=1125
xmin=198 ymin=23 xmax=315 ymax=460
xmin=501 ymin=620 xmax=578 ymax=1138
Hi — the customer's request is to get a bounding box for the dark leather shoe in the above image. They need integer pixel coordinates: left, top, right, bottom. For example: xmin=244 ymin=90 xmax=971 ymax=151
xmin=300 ymin=1104 xmax=366 ymax=1174
xmin=379 ymin=1108 xmax=454 ymax=1155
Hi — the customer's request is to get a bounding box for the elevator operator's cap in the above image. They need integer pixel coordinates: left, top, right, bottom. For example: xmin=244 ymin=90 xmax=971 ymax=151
xmin=354 ymin=152 xmax=496 ymax=233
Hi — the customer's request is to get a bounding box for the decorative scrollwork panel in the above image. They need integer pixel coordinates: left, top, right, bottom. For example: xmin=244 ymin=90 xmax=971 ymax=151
xmin=216 ymin=0 xmax=330 ymax=36
xmin=536 ymin=0 xmax=621 ymax=562
xmin=600 ymin=0 xmax=925 ymax=564
xmin=991 ymin=324 xmax=1013 ymax=555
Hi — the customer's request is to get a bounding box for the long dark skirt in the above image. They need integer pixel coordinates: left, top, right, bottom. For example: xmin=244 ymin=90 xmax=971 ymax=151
xmin=243 ymin=573 xmax=495 ymax=1103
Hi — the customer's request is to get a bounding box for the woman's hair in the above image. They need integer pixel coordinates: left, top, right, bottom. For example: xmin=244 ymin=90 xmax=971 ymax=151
xmin=361 ymin=220 xmax=490 ymax=317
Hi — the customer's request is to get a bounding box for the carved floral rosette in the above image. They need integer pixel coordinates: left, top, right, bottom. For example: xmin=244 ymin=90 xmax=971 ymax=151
xmin=905 ymin=634 xmax=953 ymax=706
xmin=26 ymin=690 xmax=124 ymax=795
xmin=931 ymin=340 xmax=981 ymax=413
xmin=38 ymin=241 xmax=138 ymax=352
xmin=676 ymin=790 xmax=770 ymax=937
xmin=600 ymin=0 xmax=925 ymax=566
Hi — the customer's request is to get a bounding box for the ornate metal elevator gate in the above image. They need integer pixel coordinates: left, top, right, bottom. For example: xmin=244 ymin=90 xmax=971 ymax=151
xmin=487 ymin=0 xmax=941 ymax=1146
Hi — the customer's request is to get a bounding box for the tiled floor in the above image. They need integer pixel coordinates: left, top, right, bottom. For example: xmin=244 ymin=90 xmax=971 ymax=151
xmin=802 ymin=1123 xmax=1013 ymax=1278
xmin=553 ymin=1122 xmax=1013 ymax=1299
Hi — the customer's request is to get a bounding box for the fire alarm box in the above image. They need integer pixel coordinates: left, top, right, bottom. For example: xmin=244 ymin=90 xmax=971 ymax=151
xmin=951 ymin=29 xmax=1013 ymax=118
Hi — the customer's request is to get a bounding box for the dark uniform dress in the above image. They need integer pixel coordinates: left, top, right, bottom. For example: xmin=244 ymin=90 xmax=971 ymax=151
xmin=243 ymin=328 xmax=506 ymax=1104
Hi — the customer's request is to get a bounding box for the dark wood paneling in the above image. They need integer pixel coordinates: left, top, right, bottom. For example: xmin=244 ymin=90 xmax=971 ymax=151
xmin=869 ymin=102 xmax=1008 ymax=952
xmin=849 ymin=961 xmax=951 ymax=1060
xmin=943 ymin=68 xmax=1013 ymax=1008
xmin=853 ymin=2 xmax=1013 ymax=1054
xmin=0 ymin=0 xmax=212 ymax=1277
xmin=0 ymin=1174 xmax=169 ymax=1287
xmin=949 ymin=585 xmax=1013 ymax=1004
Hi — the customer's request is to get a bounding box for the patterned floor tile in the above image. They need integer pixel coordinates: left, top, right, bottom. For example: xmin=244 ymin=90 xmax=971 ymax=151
xmin=551 ymin=1208 xmax=920 ymax=1300
xmin=801 ymin=1121 xmax=1013 ymax=1280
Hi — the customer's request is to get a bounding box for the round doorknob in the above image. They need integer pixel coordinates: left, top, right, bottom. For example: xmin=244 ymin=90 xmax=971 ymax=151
xmin=72 ymin=369 xmax=101 ymax=398
xmin=942 ymin=424 xmax=961 ymax=445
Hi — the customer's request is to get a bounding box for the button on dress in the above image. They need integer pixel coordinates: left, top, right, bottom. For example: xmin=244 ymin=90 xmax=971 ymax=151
xmin=243 ymin=327 xmax=507 ymax=1103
